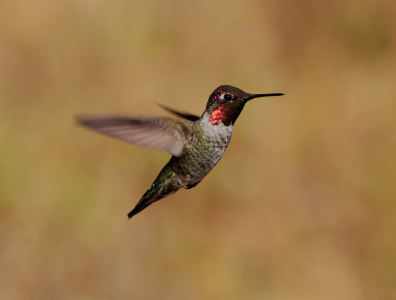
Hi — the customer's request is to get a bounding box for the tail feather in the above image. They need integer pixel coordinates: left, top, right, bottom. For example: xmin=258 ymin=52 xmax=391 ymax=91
xmin=128 ymin=163 xmax=182 ymax=219
xmin=127 ymin=197 xmax=155 ymax=219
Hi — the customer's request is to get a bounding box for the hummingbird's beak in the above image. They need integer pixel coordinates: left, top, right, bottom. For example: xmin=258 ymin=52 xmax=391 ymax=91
xmin=243 ymin=93 xmax=284 ymax=101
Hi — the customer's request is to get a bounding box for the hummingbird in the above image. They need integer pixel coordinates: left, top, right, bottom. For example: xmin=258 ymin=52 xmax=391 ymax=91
xmin=77 ymin=85 xmax=284 ymax=219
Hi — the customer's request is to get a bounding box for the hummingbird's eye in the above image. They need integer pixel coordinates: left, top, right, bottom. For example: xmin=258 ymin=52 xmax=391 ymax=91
xmin=224 ymin=94 xmax=232 ymax=101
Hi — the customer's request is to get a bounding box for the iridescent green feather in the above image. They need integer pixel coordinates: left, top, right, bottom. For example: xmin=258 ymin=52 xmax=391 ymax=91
xmin=127 ymin=162 xmax=179 ymax=219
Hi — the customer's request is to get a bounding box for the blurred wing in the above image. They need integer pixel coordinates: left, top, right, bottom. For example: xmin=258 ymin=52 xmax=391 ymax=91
xmin=76 ymin=114 xmax=194 ymax=157
xmin=156 ymin=103 xmax=200 ymax=121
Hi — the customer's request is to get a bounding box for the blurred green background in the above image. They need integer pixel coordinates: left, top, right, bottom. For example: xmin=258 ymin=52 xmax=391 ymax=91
xmin=1 ymin=0 xmax=396 ymax=299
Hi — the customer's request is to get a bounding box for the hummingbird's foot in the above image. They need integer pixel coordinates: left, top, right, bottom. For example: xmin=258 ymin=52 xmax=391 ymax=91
xmin=184 ymin=182 xmax=200 ymax=189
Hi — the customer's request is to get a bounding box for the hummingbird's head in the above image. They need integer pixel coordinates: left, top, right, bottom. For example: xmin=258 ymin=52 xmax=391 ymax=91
xmin=204 ymin=85 xmax=284 ymax=126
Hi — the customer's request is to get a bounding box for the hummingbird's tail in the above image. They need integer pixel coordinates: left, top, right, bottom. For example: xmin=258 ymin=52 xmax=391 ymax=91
xmin=127 ymin=162 xmax=182 ymax=219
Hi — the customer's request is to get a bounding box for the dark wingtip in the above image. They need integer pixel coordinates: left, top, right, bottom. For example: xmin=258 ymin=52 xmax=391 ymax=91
xmin=74 ymin=114 xmax=100 ymax=127
xmin=74 ymin=115 xmax=86 ymax=126
xmin=155 ymin=102 xmax=200 ymax=122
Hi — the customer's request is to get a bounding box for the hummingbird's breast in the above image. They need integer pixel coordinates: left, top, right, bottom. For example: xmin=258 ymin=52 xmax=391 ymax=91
xmin=172 ymin=112 xmax=233 ymax=186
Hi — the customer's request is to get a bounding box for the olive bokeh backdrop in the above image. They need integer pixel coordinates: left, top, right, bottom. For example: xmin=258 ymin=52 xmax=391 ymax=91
xmin=1 ymin=1 xmax=396 ymax=299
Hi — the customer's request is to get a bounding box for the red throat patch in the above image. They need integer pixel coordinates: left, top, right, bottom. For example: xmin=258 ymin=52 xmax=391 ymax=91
xmin=209 ymin=105 xmax=225 ymax=125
